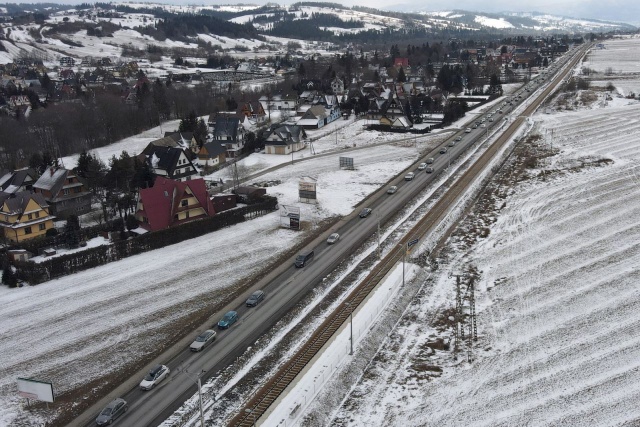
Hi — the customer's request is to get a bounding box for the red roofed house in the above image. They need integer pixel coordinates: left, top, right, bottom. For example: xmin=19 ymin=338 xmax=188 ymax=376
xmin=134 ymin=177 xmax=215 ymax=232
xmin=394 ymin=57 xmax=409 ymax=68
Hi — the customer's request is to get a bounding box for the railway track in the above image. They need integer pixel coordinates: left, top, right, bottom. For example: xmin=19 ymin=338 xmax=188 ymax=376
xmin=227 ymin=44 xmax=588 ymax=427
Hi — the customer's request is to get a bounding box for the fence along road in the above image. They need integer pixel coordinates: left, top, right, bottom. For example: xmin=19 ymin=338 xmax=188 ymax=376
xmin=227 ymin=43 xmax=590 ymax=427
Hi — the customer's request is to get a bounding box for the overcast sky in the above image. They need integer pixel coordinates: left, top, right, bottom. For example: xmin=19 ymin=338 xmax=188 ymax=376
xmin=12 ymin=0 xmax=640 ymax=26
xmin=376 ymin=0 xmax=640 ymax=25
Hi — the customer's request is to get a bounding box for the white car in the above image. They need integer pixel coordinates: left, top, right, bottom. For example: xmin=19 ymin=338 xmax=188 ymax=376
xmin=190 ymin=329 xmax=217 ymax=352
xmin=139 ymin=365 xmax=170 ymax=390
xmin=418 ymin=162 xmax=427 ymax=170
xmin=404 ymin=172 xmax=415 ymax=181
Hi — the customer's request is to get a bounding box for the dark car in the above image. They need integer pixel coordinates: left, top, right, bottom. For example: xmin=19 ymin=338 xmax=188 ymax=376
xmin=359 ymin=208 xmax=372 ymax=218
xmin=218 ymin=311 xmax=239 ymax=329
xmin=96 ymin=398 xmax=127 ymax=426
xmin=246 ymin=290 xmax=265 ymax=307
xmin=425 ymin=167 xmax=434 ymax=173
xmin=294 ymin=250 xmax=314 ymax=267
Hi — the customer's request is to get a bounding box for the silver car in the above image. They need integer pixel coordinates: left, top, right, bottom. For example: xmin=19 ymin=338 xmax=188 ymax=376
xmin=326 ymin=233 xmax=340 ymax=244
xmin=96 ymin=398 xmax=128 ymax=426
xmin=190 ymin=329 xmax=217 ymax=352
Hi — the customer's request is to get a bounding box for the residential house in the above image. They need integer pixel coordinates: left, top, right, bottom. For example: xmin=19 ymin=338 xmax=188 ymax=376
xmin=330 ymin=77 xmax=345 ymax=94
xmin=197 ymin=141 xmax=227 ymax=167
xmin=212 ymin=115 xmax=245 ymax=159
xmin=394 ymin=57 xmax=409 ymax=68
xmin=135 ymin=177 xmax=215 ymax=232
xmin=59 ymin=56 xmax=75 ymax=67
xmin=139 ymin=136 xmax=196 ymax=161
xmin=258 ymin=93 xmax=298 ymax=117
xmin=7 ymin=95 xmax=30 ymax=109
xmin=297 ymin=105 xmax=340 ymax=129
xmin=239 ymin=101 xmax=266 ymax=124
xmin=0 ymin=168 xmax=38 ymax=194
xmin=164 ymin=132 xmax=200 ymax=154
xmin=145 ymin=146 xmax=199 ymax=182
xmin=33 ymin=168 xmax=92 ymax=218
xmin=0 ymin=191 xmax=55 ymax=243
xmin=264 ymin=125 xmax=307 ymax=155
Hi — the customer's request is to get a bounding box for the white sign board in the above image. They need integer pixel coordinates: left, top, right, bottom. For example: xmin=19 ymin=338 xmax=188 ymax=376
xmin=17 ymin=378 xmax=54 ymax=403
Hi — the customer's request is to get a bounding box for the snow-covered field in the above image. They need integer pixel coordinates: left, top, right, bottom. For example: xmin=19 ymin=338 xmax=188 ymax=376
xmin=308 ymin=38 xmax=640 ymax=427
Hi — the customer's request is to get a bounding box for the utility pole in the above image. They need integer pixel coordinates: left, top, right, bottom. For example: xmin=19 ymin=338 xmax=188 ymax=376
xmin=467 ymin=278 xmax=477 ymax=363
xmin=454 ymin=275 xmax=461 ymax=357
xmin=376 ymin=211 xmax=381 ymax=259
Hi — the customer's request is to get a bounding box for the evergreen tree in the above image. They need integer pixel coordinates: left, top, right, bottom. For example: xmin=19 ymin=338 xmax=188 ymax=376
xmin=397 ymin=66 xmax=406 ymax=83
xmin=179 ymin=111 xmax=198 ymax=133
xmin=64 ymin=214 xmax=81 ymax=248
xmin=2 ymin=266 xmax=18 ymax=288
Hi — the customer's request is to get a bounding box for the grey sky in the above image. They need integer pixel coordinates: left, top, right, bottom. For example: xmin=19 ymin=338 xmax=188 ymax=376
xmin=10 ymin=0 xmax=640 ymax=26
xmin=359 ymin=0 xmax=640 ymax=25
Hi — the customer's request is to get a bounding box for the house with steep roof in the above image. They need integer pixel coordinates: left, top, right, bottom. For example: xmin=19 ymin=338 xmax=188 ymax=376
xmin=134 ymin=177 xmax=215 ymax=232
xmin=239 ymin=101 xmax=266 ymax=124
xmin=0 ymin=191 xmax=55 ymax=243
xmin=163 ymin=132 xmax=199 ymax=154
xmin=33 ymin=168 xmax=91 ymax=218
xmin=330 ymin=76 xmax=345 ymax=94
xmin=211 ymin=115 xmax=245 ymax=159
xmin=145 ymin=147 xmax=199 ymax=182
xmin=297 ymin=105 xmax=340 ymax=129
xmin=264 ymin=125 xmax=307 ymax=155
xmin=197 ymin=141 xmax=227 ymax=166
xmin=0 ymin=168 xmax=38 ymax=194
xmin=258 ymin=93 xmax=298 ymax=117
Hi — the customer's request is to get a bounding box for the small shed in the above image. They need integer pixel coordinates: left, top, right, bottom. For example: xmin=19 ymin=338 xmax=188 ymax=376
xmin=234 ymin=186 xmax=267 ymax=203
xmin=7 ymin=249 xmax=33 ymax=263
xmin=211 ymin=194 xmax=237 ymax=213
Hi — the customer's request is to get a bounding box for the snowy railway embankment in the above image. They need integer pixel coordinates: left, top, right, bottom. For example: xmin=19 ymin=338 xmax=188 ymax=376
xmin=318 ymin=37 xmax=640 ymax=427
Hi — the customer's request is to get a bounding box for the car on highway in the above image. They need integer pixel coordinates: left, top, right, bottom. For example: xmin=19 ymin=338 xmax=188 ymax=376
xmin=404 ymin=172 xmax=415 ymax=181
xmin=294 ymin=250 xmax=314 ymax=267
xmin=326 ymin=233 xmax=340 ymax=244
xmin=472 ymin=124 xmax=478 ymax=129
xmin=359 ymin=207 xmax=372 ymax=218
xmin=218 ymin=311 xmax=239 ymax=329
xmin=425 ymin=167 xmax=434 ymax=173
xmin=426 ymin=157 xmax=434 ymax=164
xmin=455 ymin=136 xmax=462 ymax=141
xmin=96 ymin=398 xmax=128 ymax=426
xmin=448 ymin=140 xmax=456 ymax=147
xmin=417 ymin=162 xmax=427 ymax=170
xmin=480 ymin=124 xmax=486 ymax=128
xmin=190 ymin=329 xmax=217 ymax=351
xmin=139 ymin=365 xmax=170 ymax=391
xmin=488 ymin=117 xmax=494 ymax=122
xmin=465 ymin=128 xmax=471 ymax=133
xmin=439 ymin=147 xmax=448 ymax=154
xmin=246 ymin=290 xmax=265 ymax=307
xmin=387 ymin=185 xmax=398 ymax=194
